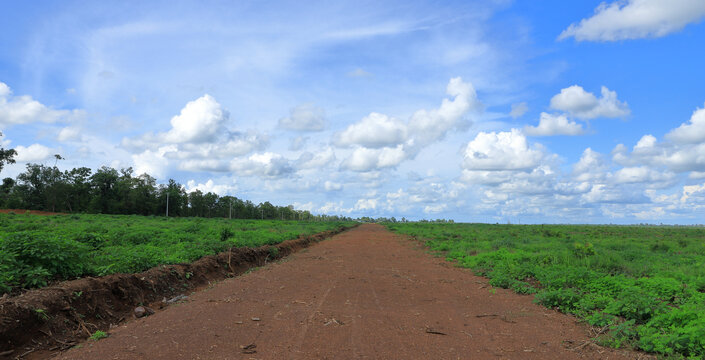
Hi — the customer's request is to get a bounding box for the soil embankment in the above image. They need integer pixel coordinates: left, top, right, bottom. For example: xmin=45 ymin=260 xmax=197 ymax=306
xmin=53 ymin=224 xmax=641 ymax=359
xmin=0 ymin=226 xmax=353 ymax=359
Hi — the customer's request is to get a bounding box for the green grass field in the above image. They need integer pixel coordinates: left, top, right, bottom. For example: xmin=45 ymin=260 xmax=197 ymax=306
xmin=386 ymin=222 xmax=705 ymax=358
xmin=0 ymin=212 xmax=353 ymax=295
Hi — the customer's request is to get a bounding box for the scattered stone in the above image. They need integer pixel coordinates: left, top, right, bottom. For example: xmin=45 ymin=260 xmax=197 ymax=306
xmin=164 ymin=295 xmax=188 ymax=304
xmin=251 ymin=317 xmax=261 ymax=321
xmin=134 ymin=306 xmax=155 ymax=318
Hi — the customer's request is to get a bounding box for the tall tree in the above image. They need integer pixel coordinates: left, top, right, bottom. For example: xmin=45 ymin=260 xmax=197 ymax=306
xmin=0 ymin=132 xmax=17 ymax=175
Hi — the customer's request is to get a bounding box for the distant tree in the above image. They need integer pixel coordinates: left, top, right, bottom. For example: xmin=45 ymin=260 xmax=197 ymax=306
xmin=0 ymin=132 xmax=17 ymax=175
xmin=89 ymin=166 xmax=120 ymax=213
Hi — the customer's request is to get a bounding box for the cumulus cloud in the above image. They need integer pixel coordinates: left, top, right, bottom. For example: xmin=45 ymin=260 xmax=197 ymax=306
xmin=665 ymin=104 xmax=705 ymax=144
xmin=573 ymin=148 xmax=609 ymax=182
xmin=289 ymin=136 xmax=308 ymax=151
xmin=132 ymin=146 xmax=174 ymax=179
xmin=559 ymin=0 xmax=705 ymax=42
xmin=278 ymin=103 xmax=326 ymax=131
xmin=614 ymin=166 xmax=676 ymax=184
xmin=164 ymin=94 xmax=228 ymax=144
xmin=612 ymin=108 xmax=705 ymax=173
xmin=296 ymin=147 xmax=336 ymax=169
xmin=14 ymin=144 xmax=54 ymax=162
xmin=341 ymin=145 xmax=407 ymax=172
xmin=408 ymin=77 xmax=480 ymax=146
xmin=550 ymin=85 xmax=629 ymax=119
xmin=335 ymin=112 xmax=407 ymax=148
xmin=354 ymin=198 xmax=378 ymax=211
xmin=337 ymin=77 xmax=480 ymax=172
xmin=524 ymin=112 xmax=584 ymax=136
xmin=185 ymin=179 xmax=237 ymax=195
xmin=0 ymin=81 xmax=84 ymax=127
xmin=123 ymin=94 xmax=269 ymax=174
xmin=324 ymin=180 xmax=343 ymax=191
xmin=229 ymin=152 xmax=293 ymax=177
xmin=509 ymin=102 xmax=528 ymax=118
xmin=57 ymin=127 xmax=83 ymax=141
xmin=462 ymin=129 xmax=545 ymax=171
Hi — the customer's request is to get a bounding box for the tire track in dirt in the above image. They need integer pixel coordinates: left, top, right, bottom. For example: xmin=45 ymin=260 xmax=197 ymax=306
xmin=56 ymin=224 xmax=644 ymax=359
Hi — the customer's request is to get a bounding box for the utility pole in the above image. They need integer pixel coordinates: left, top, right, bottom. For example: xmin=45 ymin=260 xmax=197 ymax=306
xmin=229 ymin=199 xmax=232 ymax=220
xmin=166 ymin=192 xmax=169 ymax=217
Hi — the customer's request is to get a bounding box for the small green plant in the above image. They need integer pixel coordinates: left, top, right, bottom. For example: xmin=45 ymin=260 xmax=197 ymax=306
xmin=185 ymin=271 xmax=193 ymax=279
xmin=268 ymin=246 xmax=279 ymax=258
xmin=89 ymin=330 xmax=108 ymax=341
xmin=34 ymin=308 xmax=50 ymax=321
xmin=73 ymin=291 xmax=83 ymax=298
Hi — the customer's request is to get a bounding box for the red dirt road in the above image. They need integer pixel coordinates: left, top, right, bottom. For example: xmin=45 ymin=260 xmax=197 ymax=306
xmin=57 ymin=224 xmax=638 ymax=359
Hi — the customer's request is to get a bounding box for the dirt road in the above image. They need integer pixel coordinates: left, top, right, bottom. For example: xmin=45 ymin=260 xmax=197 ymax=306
xmin=57 ymin=224 xmax=637 ymax=359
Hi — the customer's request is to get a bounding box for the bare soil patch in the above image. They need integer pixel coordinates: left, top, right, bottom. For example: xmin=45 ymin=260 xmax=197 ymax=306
xmin=52 ymin=224 xmax=645 ymax=359
xmin=0 ymin=226 xmax=352 ymax=359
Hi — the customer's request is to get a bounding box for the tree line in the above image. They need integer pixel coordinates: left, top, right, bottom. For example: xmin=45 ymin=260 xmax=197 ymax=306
xmin=0 ymin=135 xmax=349 ymax=221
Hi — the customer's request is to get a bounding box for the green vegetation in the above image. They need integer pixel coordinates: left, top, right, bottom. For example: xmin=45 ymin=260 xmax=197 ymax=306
xmin=0 ymin=162 xmax=349 ymax=222
xmin=0 ymin=212 xmax=352 ymax=295
xmin=386 ymin=223 xmax=705 ymax=358
xmin=89 ymin=330 xmax=108 ymax=341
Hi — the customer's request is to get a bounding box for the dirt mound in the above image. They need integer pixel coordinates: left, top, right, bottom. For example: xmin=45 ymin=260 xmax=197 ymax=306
xmin=0 ymin=226 xmax=353 ymax=358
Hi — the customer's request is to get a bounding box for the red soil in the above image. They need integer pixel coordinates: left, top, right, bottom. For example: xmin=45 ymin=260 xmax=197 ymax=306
xmin=50 ymin=224 xmax=645 ymax=359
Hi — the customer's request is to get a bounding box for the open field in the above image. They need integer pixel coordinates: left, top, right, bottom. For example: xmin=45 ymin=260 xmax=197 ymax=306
xmin=0 ymin=212 xmax=354 ymax=295
xmin=386 ymin=222 xmax=705 ymax=358
xmin=56 ymin=224 xmax=636 ymax=360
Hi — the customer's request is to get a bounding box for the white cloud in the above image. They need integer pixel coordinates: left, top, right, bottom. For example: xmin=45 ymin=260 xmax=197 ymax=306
xmin=123 ymin=95 xmax=268 ymax=174
xmin=665 ymin=104 xmax=705 ymax=144
xmin=164 ymin=94 xmax=228 ymax=144
xmin=278 ymin=103 xmax=326 ymax=131
xmin=132 ymin=146 xmax=174 ymax=179
xmin=614 ymin=166 xmax=676 ymax=184
xmin=289 ymin=136 xmax=308 ymax=151
xmin=524 ymin=112 xmax=584 ymax=136
xmin=509 ymin=102 xmax=528 ymax=118
xmin=14 ymin=144 xmax=54 ymax=162
xmin=462 ymin=129 xmax=545 ymax=171
xmin=612 ymin=107 xmax=705 ymax=173
xmin=550 ymin=85 xmax=629 ymax=119
xmin=573 ymin=148 xmax=608 ymax=182
xmin=186 ymin=179 xmax=237 ymax=195
xmin=335 ymin=112 xmax=407 ymax=148
xmin=0 ymin=81 xmax=84 ymax=127
xmin=559 ymin=0 xmax=705 ymax=42
xmin=424 ymin=204 xmax=447 ymax=214
xmin=324 ymin=180 xmax=343 ymax=191
xmin=342 ymin=145 xmax=407 ymax=172
xmin=408 ymin=77 xmax=480 ymax=146
xmin=460 ymin=169 xmax=515 ymax=185
xmin=296 ymin=147 xmax=336 ymax=169
xmin=229 ymin=152 xmax=293 ymax=178
xmin=354 ymin=198 xmax=378 ymax=211
xmin=57 ymin=126 xmax=83 ymax=141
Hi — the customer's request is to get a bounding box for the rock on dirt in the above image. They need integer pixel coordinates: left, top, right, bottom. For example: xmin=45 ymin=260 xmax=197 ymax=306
xmin=133 ymin=306 xmax=155 ymax=318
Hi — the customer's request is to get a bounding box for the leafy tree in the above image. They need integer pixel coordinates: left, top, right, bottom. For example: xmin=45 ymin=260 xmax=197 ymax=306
xmin=0 ymin=132 xmax=17 ymax=176
xmin=89 ymin=166 xmax=120 ymax=213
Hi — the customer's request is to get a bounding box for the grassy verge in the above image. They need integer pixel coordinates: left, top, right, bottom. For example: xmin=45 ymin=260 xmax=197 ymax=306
xmin=0 ymin=212 xmax=353 ymax=294
xmin=386 ymin=222 xmax=705 ymax=358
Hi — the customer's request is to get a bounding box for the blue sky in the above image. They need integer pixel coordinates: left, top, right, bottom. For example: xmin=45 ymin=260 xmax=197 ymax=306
xmin=2 ymin=0 xmax=705 ymax=223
